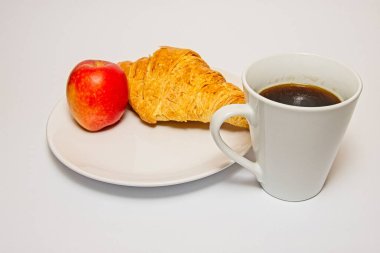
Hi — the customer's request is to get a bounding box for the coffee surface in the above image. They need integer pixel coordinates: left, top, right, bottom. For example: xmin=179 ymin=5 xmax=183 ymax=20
xmin=259 ymin=83 xmax=341 ymax=107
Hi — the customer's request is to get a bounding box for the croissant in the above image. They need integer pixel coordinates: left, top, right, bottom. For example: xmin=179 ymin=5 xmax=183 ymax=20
xmin=118 ymin=46 xmax=248 ymax=128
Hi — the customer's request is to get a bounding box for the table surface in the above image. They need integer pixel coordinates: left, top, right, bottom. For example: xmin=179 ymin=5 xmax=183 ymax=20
xmin=1 ymin=0 xmax=379 ymax=252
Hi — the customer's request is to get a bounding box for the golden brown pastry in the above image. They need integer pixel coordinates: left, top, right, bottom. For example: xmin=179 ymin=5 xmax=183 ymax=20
xmin=118 ymin=46 xmax=248 ymax=128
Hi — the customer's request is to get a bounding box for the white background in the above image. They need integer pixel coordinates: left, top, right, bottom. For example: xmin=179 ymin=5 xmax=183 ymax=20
xmin=1 ymin=0 xmax=380 ymax=252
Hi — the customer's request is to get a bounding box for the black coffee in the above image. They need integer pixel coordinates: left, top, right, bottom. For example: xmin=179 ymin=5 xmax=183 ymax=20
xmin=259 ymin=83 xmax=341 ymax=107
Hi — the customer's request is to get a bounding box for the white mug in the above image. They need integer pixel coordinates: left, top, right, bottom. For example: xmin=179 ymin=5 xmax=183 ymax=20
xmin=210 ymin=53 xmax=362 ymax=201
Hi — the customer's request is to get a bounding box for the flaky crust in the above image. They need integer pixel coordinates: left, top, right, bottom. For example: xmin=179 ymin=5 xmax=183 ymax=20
xmin=118 ymin=46 xmax=248 ymax=128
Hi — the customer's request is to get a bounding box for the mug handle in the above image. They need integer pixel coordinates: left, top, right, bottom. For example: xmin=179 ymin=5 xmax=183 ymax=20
xmin=210 ymin=104 xmax=263 ymax=182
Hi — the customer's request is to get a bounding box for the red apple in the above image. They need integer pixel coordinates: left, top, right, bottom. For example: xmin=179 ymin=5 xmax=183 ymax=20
xmin=66 ymin=60 xmax=128 ymax=131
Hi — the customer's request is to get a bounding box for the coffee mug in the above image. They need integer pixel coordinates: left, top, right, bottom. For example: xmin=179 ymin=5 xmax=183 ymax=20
xmin=210 ymin=53 xmax=362 ymax=201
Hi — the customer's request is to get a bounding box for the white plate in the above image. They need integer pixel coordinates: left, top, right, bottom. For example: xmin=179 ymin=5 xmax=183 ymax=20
xmin=46 ymin=70 xmax=251 ymax=186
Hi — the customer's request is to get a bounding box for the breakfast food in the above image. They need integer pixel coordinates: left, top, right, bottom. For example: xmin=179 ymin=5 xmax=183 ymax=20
xmin=66 ymin=60 xmax=129 ymax=131
xmin=118 ymin=46 xmax=248 ymax=128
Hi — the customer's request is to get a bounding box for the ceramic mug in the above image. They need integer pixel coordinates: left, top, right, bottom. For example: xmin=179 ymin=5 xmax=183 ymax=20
xmin=210 ymin=53 xmax=362 ymax=201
